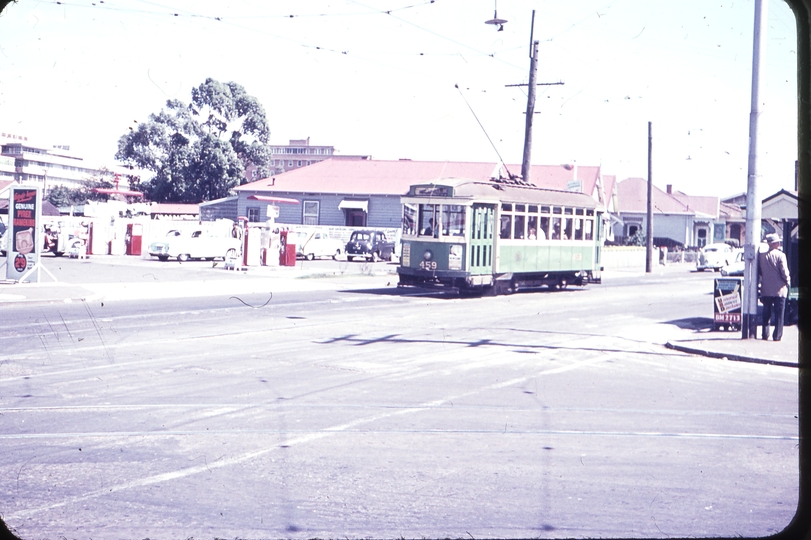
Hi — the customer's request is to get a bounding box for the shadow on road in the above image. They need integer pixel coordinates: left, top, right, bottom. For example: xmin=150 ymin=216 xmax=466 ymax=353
xmin=664 ymin=316 xmax=714 ymax=330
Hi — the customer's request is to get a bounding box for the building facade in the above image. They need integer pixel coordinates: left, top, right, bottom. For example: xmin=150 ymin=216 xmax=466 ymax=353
xmin=220 ymin=158 xmax=615 ymax=230
xmin=0 ymin=132 xmax=125 ymax=191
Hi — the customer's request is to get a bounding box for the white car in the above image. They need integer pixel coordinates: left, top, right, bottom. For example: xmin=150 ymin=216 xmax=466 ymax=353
xmin=719 ymin=249 xmax=745 ymax=276
xmin=148 ymin=229 xmax=241 ymax=262
xmin=696 ymin=242 xmax=735 ymax=272
xmin=293 ymin=231 xmax=344 ymax=260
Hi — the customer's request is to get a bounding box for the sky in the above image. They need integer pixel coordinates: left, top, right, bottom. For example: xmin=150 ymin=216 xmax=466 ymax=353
xmin=0 ymin=0 xmax=799 ymax=198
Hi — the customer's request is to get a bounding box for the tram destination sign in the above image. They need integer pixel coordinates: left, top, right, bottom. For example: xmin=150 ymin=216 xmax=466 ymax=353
xmin=411 ymin=185 xmax=452 ymax=197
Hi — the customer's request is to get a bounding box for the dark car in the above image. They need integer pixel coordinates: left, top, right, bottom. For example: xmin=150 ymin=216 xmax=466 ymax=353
xmin=345 ymin=230 xmax=395 ymax=262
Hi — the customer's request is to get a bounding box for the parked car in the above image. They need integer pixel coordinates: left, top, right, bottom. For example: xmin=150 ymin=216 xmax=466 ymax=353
xmin=294 ymin=231 xmax=344 ymax=260
xmin=148 ymin=229 xmax=241 ymax=262
xmin=345 ymin=230 xmax=395 ymax=262
xmin=720 ymin=250 xmax=745 ymax=276
xmin=696 ymin=242 xmax=735 ymax=271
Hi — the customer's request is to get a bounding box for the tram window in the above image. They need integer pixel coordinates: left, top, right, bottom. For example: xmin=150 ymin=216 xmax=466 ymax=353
xmin=575 ymin=208 xmax=584 ymax=215
xmin=540 ymin=206 xmax=550 ymax=214
xmin=586 ymin=209 xmax=594 ymax=216
xmin=502 ymin=203 xmax=512 ymax=212
xmin=563 ymin=217 xmax=573 ymax=240
xmin=500 ymin=215 xmax=512 ymax=239
xmin=402 ymin=204 xmax=417 ymax=236
xmin=584 ymin=219 xmax=593 ymax=241
xmin=515 ymin=204 xmax=525 ymax=212
xmin=514 ymin=215 xmax=525 ymax=239
xmin=564 ymin=207 xmax=573 ymax=215
xmin=528 ymin=215 xmax=538 ymax=239
xmin=551 ymin=217 xmax=561 ymax=240
xmin=418 ymin=204 xmax=437 ymax=237
xmin=574 ymin=218 xmax=583 ymax=240
xmin=552 ymin=206 xmax=562 ymax=215
xmin=442 ymin=204 xmax=466 ymax=236
xmin=540 ymin=216 xmax=550 ymax=239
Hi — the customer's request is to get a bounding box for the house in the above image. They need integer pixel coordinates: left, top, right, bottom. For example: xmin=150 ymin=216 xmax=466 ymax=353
xmin=223 ymin=158 xmax=614 ymax=228
xmin=613 ymin=178 xmax=728 ymax=248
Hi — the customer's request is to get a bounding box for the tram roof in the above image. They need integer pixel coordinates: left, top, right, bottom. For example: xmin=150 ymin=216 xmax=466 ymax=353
xmin=405 ymin=177 xmax=602 ymax=209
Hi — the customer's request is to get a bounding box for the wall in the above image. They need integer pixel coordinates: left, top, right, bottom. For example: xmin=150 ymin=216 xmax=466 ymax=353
xmin=237 ymin=192 xmax=404 ymax=228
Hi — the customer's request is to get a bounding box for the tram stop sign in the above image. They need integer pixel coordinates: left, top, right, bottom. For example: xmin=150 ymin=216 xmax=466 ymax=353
xmin=713 ymin=277 xmax=742 ymax=331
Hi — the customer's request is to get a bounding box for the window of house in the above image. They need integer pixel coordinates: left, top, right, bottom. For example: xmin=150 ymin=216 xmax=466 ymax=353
xmin=247 ymin=207 xmax=260 ymax=222
xmin=303 ymin=200 xmax=319 ymax=225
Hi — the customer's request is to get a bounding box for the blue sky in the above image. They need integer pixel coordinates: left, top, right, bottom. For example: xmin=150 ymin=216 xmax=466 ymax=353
xmin=0 ymin=0 xmax=798 ymax=197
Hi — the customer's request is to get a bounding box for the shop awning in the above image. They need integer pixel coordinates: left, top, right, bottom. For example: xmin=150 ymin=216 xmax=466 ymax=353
xmin=338 ymin=199 xmax=368 ymax=212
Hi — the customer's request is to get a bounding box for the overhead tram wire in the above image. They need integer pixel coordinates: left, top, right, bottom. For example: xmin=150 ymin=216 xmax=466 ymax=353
xmin=454 ymin=84 xmax=516 ymax=181
xmin=49 ymin=0 xmax=525 ymax=74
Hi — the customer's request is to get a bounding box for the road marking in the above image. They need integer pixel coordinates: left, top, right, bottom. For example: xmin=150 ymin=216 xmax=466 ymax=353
xmin=3 ymin=354 xmax=614 ymax=520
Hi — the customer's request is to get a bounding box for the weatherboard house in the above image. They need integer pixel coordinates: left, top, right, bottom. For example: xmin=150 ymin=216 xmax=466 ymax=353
xmin=214 ymin=158 xmax=615 ymax=230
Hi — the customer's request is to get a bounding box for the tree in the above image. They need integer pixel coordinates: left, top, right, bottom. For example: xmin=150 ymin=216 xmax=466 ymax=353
xmin=45 ymin=169 xmax=116 ymax=207
xmin=115 ymin=78 xmax=271 ymax=203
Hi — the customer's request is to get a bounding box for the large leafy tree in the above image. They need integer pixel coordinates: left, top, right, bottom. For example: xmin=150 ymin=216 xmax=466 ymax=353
xmin=116 ymin=78 xmax=271 ymax=203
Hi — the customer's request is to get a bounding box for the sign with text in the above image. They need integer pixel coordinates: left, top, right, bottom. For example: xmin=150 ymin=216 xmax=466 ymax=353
xmin=7 ymin=186 xmax=42 ymax=282
xmin=714 ymin=277 xmax=742 ymax=326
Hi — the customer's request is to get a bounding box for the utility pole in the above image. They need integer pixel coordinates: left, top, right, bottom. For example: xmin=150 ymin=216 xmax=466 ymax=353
xmin=521 ymin=38 xmax=539 ymax=183
xmin=742 ymin=0 xmax=768 ymax=339
xmin=646 ymin=122 xmax=654 ymax=273
xmin=506 ymin=10 xmax=563 ymax=183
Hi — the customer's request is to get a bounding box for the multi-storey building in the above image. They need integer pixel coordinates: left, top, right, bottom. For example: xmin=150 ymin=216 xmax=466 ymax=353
xmin=0 ymin=133 xmax=114 ymax=191
xmin=244 ymin=137 xmax=369 ymax=182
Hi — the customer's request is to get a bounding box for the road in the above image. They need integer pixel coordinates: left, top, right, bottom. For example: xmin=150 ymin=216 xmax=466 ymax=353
xmin=0 ymin=258 xmax=799 ymax=539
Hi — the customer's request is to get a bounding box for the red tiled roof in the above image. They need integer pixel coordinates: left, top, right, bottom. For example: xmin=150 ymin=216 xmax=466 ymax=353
xmin=514 ymin=164 xmax=601 ymax=195
xmin=616 ymin=177 xmax=695 ymax=214
xmin=668 ymin=191 xmax=719 ymax=217
xmin=720 ymin=201 xmax=744 ymax=220
xmin=236 ymin=159 xmax=501 ymax=195
xmin=236 ymin=158 xmax=603 ymax=196
xmin=0 ymin=180 xmax=13 ymax=194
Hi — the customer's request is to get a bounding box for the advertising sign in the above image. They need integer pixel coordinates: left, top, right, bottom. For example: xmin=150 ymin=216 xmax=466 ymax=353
xmin=714 ymin=277 xmax=742 ymax=329
xmin=6 ymin=186 xmax=42 ymax=282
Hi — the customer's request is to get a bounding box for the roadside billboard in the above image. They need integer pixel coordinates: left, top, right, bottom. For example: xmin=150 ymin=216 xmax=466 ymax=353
xmin=6 ymin=185 xmax=42 ymax=282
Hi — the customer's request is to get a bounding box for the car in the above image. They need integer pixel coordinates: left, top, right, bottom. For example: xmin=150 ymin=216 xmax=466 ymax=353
xmin=696 ymin=242 xmax=735 ymax=272
xmin=293 ymin=231 xmax=344 ymax=260
xmin=345 ymin=230 xmax=395 ymax=262
xmin=720 ymin=250 xmax=745 ymax=276
xmin=148 ymin=229 xmax=242 ymax=262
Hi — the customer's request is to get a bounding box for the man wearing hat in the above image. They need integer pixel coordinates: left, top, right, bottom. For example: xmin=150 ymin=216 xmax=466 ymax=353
xmin=758 ymin=233 xmax=791 ymax=341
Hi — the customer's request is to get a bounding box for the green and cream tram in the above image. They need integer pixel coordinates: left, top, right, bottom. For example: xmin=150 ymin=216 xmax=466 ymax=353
xmin=397 ymin=177 xmax=605 ymax=294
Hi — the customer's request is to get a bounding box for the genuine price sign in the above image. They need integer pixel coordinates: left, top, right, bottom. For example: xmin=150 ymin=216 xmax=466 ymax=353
xmin=6 ymin=186 xmax=42 ymax=282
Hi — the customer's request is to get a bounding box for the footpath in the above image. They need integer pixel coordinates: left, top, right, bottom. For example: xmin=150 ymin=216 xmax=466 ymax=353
xmin=0 ymin=256 xmax=800 ymax=369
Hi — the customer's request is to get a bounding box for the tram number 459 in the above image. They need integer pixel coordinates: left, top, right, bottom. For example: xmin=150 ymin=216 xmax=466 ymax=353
xmin=419 ymin=260 xmax=437 ymax=271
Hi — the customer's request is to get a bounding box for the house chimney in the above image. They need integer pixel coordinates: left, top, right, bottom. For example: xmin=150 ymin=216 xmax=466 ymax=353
xmin=666 ymin=184 xmax=672 ymax=194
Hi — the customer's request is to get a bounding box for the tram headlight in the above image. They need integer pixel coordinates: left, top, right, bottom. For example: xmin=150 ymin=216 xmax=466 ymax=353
xmin=423 ymin=250 xmax=432 ymax=261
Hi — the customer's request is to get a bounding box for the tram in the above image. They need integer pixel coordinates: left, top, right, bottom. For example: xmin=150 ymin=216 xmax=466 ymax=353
xmin=397 ymin=177 xmax=605 ymax=294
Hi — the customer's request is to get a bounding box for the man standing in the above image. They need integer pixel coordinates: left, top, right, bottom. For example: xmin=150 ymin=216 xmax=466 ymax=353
xmin=759 ymin=233 xmax=791 ymax=341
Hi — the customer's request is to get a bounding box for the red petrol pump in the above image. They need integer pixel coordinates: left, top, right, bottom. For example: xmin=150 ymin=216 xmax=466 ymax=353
xmin=125 ymin=223 xmax=143 ymax=255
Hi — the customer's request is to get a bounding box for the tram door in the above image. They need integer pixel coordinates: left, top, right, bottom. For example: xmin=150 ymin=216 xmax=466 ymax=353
xmin=469 ymin=204 xmax=495 ymax=275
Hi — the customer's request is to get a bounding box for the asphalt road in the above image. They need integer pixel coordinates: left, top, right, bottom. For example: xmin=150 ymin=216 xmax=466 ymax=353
xmin=0 ymin=259 xmax=799 ymax=539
